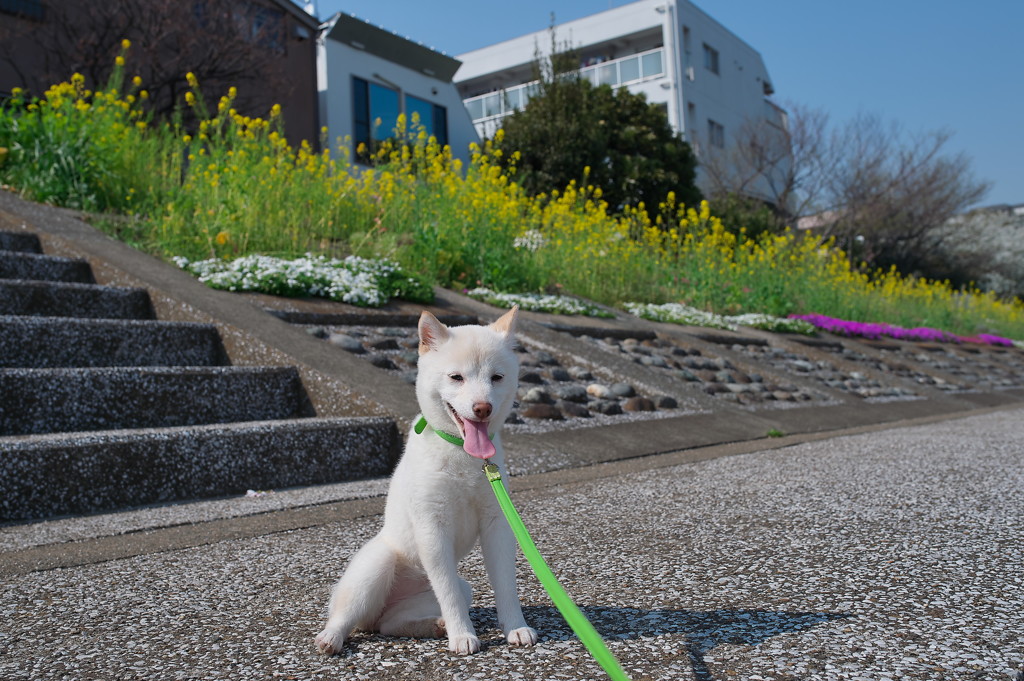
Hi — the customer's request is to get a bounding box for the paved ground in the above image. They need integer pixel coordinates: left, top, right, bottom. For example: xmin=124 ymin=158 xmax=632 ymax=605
xmin=2 ymin=407 xmax=1023 ymax=681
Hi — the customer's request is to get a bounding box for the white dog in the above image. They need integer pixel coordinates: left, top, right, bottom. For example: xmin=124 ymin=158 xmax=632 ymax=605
xmin=315 ymin=306 xmax=538 ymax=656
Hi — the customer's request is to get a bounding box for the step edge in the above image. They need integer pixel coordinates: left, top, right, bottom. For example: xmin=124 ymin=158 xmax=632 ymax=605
xmin=0 ymin=415 xmax=397 ymax=449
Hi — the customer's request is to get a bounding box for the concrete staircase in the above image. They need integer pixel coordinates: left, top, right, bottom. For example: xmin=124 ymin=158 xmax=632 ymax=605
xmin=0 ymin=231 xmax=399 ymax=520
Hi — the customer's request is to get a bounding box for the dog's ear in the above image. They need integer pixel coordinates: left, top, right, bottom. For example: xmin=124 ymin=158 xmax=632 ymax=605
xmin=418 ymin=311 xmax=450 ymax=355
xmin=490 ymin=305 xmax=519 ymax=339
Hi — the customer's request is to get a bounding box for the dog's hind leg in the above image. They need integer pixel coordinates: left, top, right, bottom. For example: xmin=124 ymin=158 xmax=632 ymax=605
xmin=377 ymin=574 xmax=472 ymax=639
xmin=315 ymin=535 xmax=398 ymax=655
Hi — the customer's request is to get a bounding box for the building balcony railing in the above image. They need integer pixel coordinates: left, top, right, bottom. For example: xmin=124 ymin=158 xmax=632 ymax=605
xmin=462 ymin=46 xmax=665 ymax=128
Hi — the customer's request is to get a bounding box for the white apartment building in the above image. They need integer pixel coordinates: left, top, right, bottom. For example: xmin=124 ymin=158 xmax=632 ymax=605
xmin=317 ymin=12 xmax=480 ymax=164
xmin=453 ymin=0 xmax=788 ymax=203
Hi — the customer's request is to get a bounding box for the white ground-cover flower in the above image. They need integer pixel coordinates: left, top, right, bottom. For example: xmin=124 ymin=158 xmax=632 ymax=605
xmin=728 ymin=313 xmax=817 ymax=335
xmin=174 ymin=253 xmax=419 ymax=307
xmin=624 ymin=302 xmax=735 ymax=330
xmin=624 ymin=303 xmax=817 ymax=335
xmin=466 ymin=288 xmax=613 ymax=318
xmin=512 ymin=229 xmax=547 ymax=252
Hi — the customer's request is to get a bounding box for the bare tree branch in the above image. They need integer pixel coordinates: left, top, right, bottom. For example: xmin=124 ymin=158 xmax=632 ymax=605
xmin=0 ymin=0 xmax=288 ymax=123
xmin=702 ymin=105 xmax=991 ymax=280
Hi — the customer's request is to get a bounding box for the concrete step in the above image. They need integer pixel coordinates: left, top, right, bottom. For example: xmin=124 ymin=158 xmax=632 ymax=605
xmin=0 ymin=366 xmax=313 ymax=436
xmin=0 ymin=416 xmax=400 ymax=520
xmin=0 ymin=231 xmax=43 ymax=253
xmin=0 ymin=279 xmax=154 ymax=319
xmin=0 ymin=316 xmax=229 ymax=368
xmin=0 ymin=250 xmax=95 ymax=283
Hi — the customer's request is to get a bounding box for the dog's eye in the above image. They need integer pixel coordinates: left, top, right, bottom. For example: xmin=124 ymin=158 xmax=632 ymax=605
xmin=491 ymin=373 xmax=504 ymax=383
xmin=448 ymin=373 xmax=464 ymax=382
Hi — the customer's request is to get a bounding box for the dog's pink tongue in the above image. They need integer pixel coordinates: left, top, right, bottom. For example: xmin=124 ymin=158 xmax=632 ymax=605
xmin=462 ymin=419 xmax=495 ymax=459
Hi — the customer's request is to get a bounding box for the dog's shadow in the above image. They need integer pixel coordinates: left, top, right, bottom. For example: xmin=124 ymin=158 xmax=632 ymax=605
xmin=472 ymin=605 xmax=850 ymax=680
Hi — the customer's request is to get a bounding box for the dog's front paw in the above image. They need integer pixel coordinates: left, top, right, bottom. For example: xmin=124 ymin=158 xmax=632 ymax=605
xmin=448 ymin=633 xmax=482 ymax=656
xmin=506 ymin=626 xmax=538 ymax=647
xmin=315 ymin=627 xmax=346 ymax=656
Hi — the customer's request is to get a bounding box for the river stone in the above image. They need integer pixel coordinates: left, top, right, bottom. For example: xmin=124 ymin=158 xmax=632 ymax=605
xmin=369 ymin=355 xmax=398 ymax=370
xmin=556 ymin=400 xmax=591 ymax=418
xmin=521 ymin=403 xmax=564 ymax=420
xmin=521 ymin=387 xmax=552 ymax=404
xmin=557 ymin=385 xmax=588 ymax=403
xmin=520 ymin=371 xmax=544 ymax=385
xmin=329 ymin=333 xmax=366 ymax=354
xmin=623 ymin=396 xmax=656 ymax=412
xmin=368 ymin=338 xmax=400 ymax=351
xmin=590 ymin=399 xmax=624 ymax=416
xmin=640 ymin=355 xmax=669 ymax=368
xmin=549 ymin=367 xmax=572 ymax=382
xmin=568 ymin=366 xmax=594 ymax=381
xmin=586 ymin=383 xmax=611 ymax=399
xmin=674 ymin=369 xmax=700 ymax=382
xmin=610 ymin=382 xmax=636 ymax=398
xmin=534 ymin=350 xmax=559 ymax=365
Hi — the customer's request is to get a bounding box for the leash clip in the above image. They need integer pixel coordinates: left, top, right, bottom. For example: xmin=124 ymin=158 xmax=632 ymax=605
xmin=482 ymin=463 xmax=502 ymax=483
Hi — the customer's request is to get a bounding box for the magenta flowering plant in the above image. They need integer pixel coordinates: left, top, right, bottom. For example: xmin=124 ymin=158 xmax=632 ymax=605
xmin=963 ymin=333 xmax=1015 ymax=347
xmin=789 ymin=314 xmax=1015 ymax=347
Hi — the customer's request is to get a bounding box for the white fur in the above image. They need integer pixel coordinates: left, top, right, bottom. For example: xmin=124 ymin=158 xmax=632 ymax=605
xmin=315 ymin=307 xmax=538 ymax=656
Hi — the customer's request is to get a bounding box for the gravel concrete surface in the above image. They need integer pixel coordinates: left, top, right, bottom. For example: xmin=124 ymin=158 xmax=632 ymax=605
xmin=2 ymin=408 xmax=1023 ymax=681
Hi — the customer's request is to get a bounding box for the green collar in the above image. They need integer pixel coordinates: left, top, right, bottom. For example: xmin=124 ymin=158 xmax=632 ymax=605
xmin=414 ymin=415 xmax=494 ymax=447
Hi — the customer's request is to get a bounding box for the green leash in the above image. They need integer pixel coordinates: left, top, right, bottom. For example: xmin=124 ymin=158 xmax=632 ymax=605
xmin=483 ymin=463 xmax=631 ymax=681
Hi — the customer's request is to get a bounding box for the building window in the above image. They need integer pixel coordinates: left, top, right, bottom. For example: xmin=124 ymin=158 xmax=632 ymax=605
xmin=0 ymin=0 xmax=45 ymax=20
xmin=354 ymin=78 xmax=449 ymax=162
xmin=708 ymin=119 xmax=725 ymax=148
xmin=406 ymin=94 xmax=449 ymax=147
xmin=353 ymin=77 xmax=400 ymax=160
xmin=248 ymin=4 xmax=286 ymax=54
xmin=703 ymin=43 xmax=719 ymax=75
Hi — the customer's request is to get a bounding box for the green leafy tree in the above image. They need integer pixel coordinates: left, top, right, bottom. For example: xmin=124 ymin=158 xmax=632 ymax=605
xmin=494 ymin=47 xmax=700 ymax=213
xmin=707 ymin=193 xmax=786 ymax=241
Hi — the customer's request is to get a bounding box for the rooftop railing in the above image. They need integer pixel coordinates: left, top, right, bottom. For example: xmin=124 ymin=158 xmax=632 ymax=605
xmin=463 ymin=46 xmax=665 ymax=127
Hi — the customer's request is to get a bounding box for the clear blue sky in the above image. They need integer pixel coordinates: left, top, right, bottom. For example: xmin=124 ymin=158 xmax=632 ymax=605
xmin=309 ymin=0 xmax=1023 ymax=208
